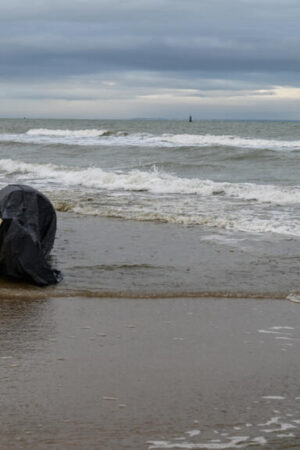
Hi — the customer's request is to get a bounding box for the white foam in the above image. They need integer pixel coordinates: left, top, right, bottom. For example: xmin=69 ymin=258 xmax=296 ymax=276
xmin=1 ymin=129 xmax=300 ymax=150
xmin=70 ymin=204 xmax=300 ymax=236
xmin=158 ymin=133 xmax=300 ymax=151
xmin=276 ymin=336 xmax=300 ymax=341
xmin=286 ymin=293 xmax=300 ymax=303
xmin=1 ymin=158 xmax=299 ymax=235
xmin=147 ymin=436 xmax=250 ymax=449
xmin=270 ymin=326 xmax=294 ymax=330
xmin=252 ymin=437 xmax=267 ymax=445
xmin=186 ymin=430 xmax=201 ymax=437
xmin=258 ymin=330 xmax=282 ymax=335
xmin=260 ymin=416 xmax=296 ymax=433
xmin=262 ymin=396 xmax=285 ymax=400
xmin=276 ymin=433 xmax=295 ymax=438
xmin=26 ymin=128 xmax=108 ymax=137
xmin=0 ymin=158 xmax=299 ymax=204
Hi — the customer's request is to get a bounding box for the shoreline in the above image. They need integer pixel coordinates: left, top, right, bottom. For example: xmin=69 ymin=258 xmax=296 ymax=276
xmin=0 ymin=295 xmax=300 ymax=449
xmin=0 ymin=282 xmax=292 ymax=300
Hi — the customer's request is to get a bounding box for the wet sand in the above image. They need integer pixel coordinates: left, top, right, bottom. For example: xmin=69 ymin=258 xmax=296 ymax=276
xmin=1 ymin=296 xmax=300 ymax=449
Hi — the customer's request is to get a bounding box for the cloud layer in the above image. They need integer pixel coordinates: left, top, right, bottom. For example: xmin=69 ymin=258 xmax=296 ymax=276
xmin=1 ymin=0 xmax=300 ymax=118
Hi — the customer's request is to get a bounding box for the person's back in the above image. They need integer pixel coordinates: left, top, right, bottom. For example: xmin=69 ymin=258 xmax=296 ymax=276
xmin=0 ymin=184 xmax=62 ymax=286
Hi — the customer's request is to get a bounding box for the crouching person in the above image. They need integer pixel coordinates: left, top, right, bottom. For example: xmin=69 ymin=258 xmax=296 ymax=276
xmin=0 ymin=184 xmax=62 ymax=286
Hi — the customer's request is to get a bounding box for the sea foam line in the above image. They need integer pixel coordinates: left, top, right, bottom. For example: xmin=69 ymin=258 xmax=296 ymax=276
xmin=69 ymin=205 xmax=300 ymax=236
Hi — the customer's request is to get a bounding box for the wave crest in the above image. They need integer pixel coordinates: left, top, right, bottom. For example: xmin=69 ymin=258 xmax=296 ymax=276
xmin=0 ymin=158 xmax=299 ymax=204
xmin=0 ymin=129 xmax=300 ymax=150
xmin=0 ymin=158 xmax=299 ymax=236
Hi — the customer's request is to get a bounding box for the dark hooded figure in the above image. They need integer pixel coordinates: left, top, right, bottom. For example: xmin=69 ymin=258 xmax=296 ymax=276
xmin=0 ymin=184 xmax=62 ymax=286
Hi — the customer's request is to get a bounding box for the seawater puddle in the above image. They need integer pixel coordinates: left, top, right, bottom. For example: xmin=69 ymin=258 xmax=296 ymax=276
xmin=147 ymin=398 xmax=300 ymax=448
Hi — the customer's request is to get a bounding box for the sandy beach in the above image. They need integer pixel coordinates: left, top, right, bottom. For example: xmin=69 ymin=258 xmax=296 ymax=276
xmin=1 ymin=295 xmax=300 ymax=449
xmin=1 ymin=0 xmax=300 ymax=441
xmin=0 ymin=119 xmax=300 ymax=449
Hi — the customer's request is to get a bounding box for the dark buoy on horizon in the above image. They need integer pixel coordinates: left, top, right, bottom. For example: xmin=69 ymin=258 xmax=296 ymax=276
xmin=189 ymin=115 xmax=192 ymax=122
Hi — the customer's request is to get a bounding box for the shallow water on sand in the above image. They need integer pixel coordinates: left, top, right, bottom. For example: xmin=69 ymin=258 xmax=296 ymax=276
xmin=54 ymin=214 xmax=300 ymax=299
xmin=0 ymin=213 xmax=299 ymax=300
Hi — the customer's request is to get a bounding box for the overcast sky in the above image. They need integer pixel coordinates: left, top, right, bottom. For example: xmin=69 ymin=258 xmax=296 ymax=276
xmin=1 ymin=0 xmax=300 ymax=119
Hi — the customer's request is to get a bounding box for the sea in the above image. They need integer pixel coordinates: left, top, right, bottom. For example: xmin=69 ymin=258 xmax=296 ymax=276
xmin=0 ymin=118 xmax=299 ymax=300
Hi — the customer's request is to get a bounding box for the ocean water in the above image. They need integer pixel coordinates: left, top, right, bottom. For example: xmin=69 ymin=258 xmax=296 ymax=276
xmin=0 ymin=118 xmax=299 ymax=298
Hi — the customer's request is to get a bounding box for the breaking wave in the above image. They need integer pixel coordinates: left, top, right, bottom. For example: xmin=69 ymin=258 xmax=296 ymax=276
xmin=0 ymin=128 xmax=300 ymax=150
xmin=0 ymin=158 xmax=299 ymax=236
xmin=0 ymin=158 xmax=299 ymax=205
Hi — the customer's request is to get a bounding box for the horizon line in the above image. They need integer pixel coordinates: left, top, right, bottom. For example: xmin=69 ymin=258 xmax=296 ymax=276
xmin=1 ymin=116 xmax=300 ymax=122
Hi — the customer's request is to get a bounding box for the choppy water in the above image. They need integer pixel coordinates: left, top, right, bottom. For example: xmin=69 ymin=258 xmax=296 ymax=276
xmin=0 ymin=118 xmax=299 ymax=297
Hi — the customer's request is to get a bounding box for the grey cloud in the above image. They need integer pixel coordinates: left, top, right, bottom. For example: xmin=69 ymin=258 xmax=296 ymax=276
xmin=1 ymin=0 xmax=300 ymax=117
xmin=1 ymin=39 xmax=300 ymax=80
xmin=0 ymin=69 xmax=278 ymax=106
xmin=0 ymin=2 xmax=299 ymax=83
